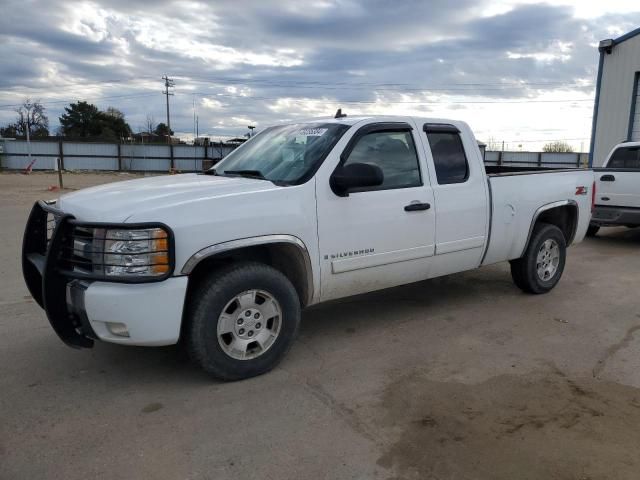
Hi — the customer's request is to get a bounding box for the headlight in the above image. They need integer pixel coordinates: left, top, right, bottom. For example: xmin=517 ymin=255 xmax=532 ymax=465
xmin=95 ymin=227 xmax=171 ymax=279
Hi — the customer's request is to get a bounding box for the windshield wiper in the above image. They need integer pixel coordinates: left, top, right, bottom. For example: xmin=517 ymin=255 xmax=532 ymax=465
xmin=209 ymin=168 xmax=286 ymax=186
xmin=222 ymin=169 xmax=266 ymax=180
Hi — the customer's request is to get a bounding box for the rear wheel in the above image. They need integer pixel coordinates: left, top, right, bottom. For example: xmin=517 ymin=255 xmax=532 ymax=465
xmin=510 ymin=223 xmax=566 ymax=294
xmin=186 ymin=262 xmax=301 ymax=381
xmin=586 ymin=224 xmax=600 ymax=237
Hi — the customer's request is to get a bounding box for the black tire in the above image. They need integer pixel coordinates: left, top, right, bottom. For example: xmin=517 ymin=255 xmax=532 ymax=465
xmin=510 ymin=223 xmax=566 ymax=294
xmin=586 ymin=224 xmax=600 ymax=237
xmin=186 ymin=262 xmax=301 ymax=381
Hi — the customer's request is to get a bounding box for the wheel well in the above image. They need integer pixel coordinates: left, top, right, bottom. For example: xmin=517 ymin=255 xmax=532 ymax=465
xmin=185 ymin=243 xmax=312 ymax=309
xmin=535 ymin=204 xmax=578 ymax=245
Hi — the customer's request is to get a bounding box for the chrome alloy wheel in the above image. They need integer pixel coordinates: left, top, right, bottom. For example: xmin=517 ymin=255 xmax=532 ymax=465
xmin=536 ymin=239 xmax=560 ymax=281
xmin=216 ymin=289 xmax=282 ymax=360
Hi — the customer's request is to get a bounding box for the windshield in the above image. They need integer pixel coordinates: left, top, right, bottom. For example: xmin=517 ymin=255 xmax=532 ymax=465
xmin=213 ymin=123 xmax=350 ymax=185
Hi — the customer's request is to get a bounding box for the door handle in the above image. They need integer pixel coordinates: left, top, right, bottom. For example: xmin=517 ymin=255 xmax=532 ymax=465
xmin=600 ymin=174 xmax=615 ymax=182
xmin=404 ymin=202 xmax=431 ymax=212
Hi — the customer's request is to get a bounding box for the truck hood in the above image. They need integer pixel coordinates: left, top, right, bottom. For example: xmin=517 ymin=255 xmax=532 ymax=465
xmin=57 ymin=173 xmax=278 ymax=222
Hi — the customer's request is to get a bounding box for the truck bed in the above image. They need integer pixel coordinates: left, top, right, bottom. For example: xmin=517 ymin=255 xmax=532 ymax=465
xmin=485 ymin=165 xmax=590 ymax=176
xmin=481 ymin=167 xmax=594 ymax=266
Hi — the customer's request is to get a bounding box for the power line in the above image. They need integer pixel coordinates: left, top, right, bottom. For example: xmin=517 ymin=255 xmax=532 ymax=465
xmin=169 ymin=76 xmax=595 ymax=93
xmin=0 ymin=75 xmax=594 ymax=90
xmin=0 ymin=91 xmax=594 ymax=112
xmin=0 ymin=76 xmax=595 ymax=100
xmin=174 ymin=74 xmax=594 ymax=89
xmin=0 ymin=92 xmax=158 ymax=109
xmin=0 ymin=75 xmax=596 ymax=113
xmin=187 ymin=92 xmax=594 ymax=105
xmin=0 ymin=75 xmax=159 ymax=90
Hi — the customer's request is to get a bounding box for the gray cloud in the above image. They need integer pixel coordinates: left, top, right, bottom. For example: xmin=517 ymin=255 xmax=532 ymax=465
xmin=0 ymin=0 xmax=639 ymax=142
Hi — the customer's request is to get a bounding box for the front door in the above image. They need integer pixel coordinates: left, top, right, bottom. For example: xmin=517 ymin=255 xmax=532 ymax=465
xmin=315 ymin=121 xmax=436 ymax=301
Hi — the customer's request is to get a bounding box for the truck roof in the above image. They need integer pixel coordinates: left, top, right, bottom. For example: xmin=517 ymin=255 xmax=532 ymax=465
xmin=287 ymin=115 xmax=469 ymax=128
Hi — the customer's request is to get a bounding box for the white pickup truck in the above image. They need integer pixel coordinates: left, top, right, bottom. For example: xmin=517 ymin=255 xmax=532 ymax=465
xmin=23 ymin=115 xmax=594 ymax=380
xmin=589 ymin=142 xmax=640 ymax=235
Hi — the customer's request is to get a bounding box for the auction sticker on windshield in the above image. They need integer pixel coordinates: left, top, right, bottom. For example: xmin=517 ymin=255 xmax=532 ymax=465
xmin=298 ymin=128 xmax=328 ymax=136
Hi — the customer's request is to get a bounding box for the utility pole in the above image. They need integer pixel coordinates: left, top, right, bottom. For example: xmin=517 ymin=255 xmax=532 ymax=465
xmin=24 ymin=101 xmax=32 ymax=165
xmin=162 ymin=75 xmax=174 ymax=144
xmin=25 ymin=114 xmax=31 ymax=164
xmin=193 ymin=95 xmax=197 ymax=144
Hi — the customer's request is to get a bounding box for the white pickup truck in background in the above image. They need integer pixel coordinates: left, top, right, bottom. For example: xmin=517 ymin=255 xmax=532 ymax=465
xmin=590 ymin=142 xmax=640 ymax=236
xmin=23 ymin=115 xmax=594 ymax=380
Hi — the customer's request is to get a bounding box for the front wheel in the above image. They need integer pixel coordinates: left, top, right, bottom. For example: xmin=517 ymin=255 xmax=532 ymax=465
xmin=186 ymin=262 xmax=301 ymax=381
xmin=586 ymin=224 xmax=600 ymax=237
xmin=510 ymin=223 xmax=566 ymax=294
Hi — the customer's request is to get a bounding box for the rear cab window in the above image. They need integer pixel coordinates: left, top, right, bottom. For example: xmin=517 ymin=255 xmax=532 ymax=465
xmin=423 ymin=124 xmax=469 ymax=184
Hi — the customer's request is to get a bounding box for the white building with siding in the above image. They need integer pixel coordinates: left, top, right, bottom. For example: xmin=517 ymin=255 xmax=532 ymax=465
xmin=590 ymin=27 xmax=640 ymax=166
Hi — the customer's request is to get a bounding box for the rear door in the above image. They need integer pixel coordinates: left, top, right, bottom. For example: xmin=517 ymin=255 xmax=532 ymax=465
xmin=419 ymin=123 xmax=489 ymax=276
xmin=598 ymin=145 xmax=640 ymax=208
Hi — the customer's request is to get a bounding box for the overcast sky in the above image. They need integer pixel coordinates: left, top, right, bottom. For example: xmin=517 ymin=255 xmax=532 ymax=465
xmin=1 ymin=0 xmax=640 ymax=150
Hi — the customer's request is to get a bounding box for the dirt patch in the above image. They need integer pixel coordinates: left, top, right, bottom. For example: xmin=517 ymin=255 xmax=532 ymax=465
xmin=141 ymin=402 xmax=164 ymax=414
xmin=0 ymin=171 xmax=151 ymax=206
xmin=378 ymin=368 xmax=640 ymax=480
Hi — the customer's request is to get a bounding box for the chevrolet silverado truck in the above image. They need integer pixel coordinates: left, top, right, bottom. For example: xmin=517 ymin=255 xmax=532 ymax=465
xmin=589 ymin=142 xmax=640 ymax=236
xmin=23 ymin=115 xmax=595 ymax=380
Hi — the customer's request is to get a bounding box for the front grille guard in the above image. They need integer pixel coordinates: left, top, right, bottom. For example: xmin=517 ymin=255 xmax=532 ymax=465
xmin=22 ymin=201 xmax=94 ymax=348
xmin=22 ymin=201 xmax=176 ymax=348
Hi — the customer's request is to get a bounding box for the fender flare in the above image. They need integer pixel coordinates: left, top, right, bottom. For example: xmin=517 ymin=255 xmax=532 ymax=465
xmin=181 ymin=235 xmax=316 ymax=305
xmin=520 ymin=199 xmax=579 ymax=257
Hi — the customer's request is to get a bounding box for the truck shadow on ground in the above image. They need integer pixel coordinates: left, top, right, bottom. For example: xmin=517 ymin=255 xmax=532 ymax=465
xmin=300 ymin=264 xmax=515 ymax=341
xmin=75 ymin=343 xmax=207 ymax=383
xmin=590 ymin=226 xmax=640 ymax=246
xmin=88 ymin=266 xmax=514 ymax=383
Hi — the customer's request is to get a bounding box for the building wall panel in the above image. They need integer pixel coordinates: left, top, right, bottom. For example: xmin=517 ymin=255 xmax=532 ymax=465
xmin=593 ymin=34 xmax=640 ymax=165
xmin=632 ymin=86 xmax=640 ymax=141
xmin=62 ymin=142 xmax=118 ymax=170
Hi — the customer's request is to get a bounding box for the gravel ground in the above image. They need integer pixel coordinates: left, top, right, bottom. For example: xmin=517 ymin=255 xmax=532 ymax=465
xmin=2 ymin=171 xmax=640 ymax=480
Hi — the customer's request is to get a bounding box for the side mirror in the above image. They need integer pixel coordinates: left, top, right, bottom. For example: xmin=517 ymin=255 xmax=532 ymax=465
xmin=330 ymin=162 xmax=384 ymax=197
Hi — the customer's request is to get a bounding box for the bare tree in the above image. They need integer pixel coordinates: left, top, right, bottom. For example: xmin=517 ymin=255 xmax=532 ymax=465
xmin=145 ymin=115 xmax=156 ymax=134
xmin=543 ymin=141 xmax=574 ymax=153
xmin=1 ymin=99 xmax=49 ymax=138
xmin=484 ymin=136 xmax=502 ymax=151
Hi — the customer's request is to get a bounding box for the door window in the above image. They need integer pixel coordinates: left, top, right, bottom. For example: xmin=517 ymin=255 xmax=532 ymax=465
xmin=608 ymin=146 xmax=640 ymax=169
xmin=426 ymin=131 xmax=469 ymax=184
xmin=343 ymin=130 xmax=421 ymax=190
